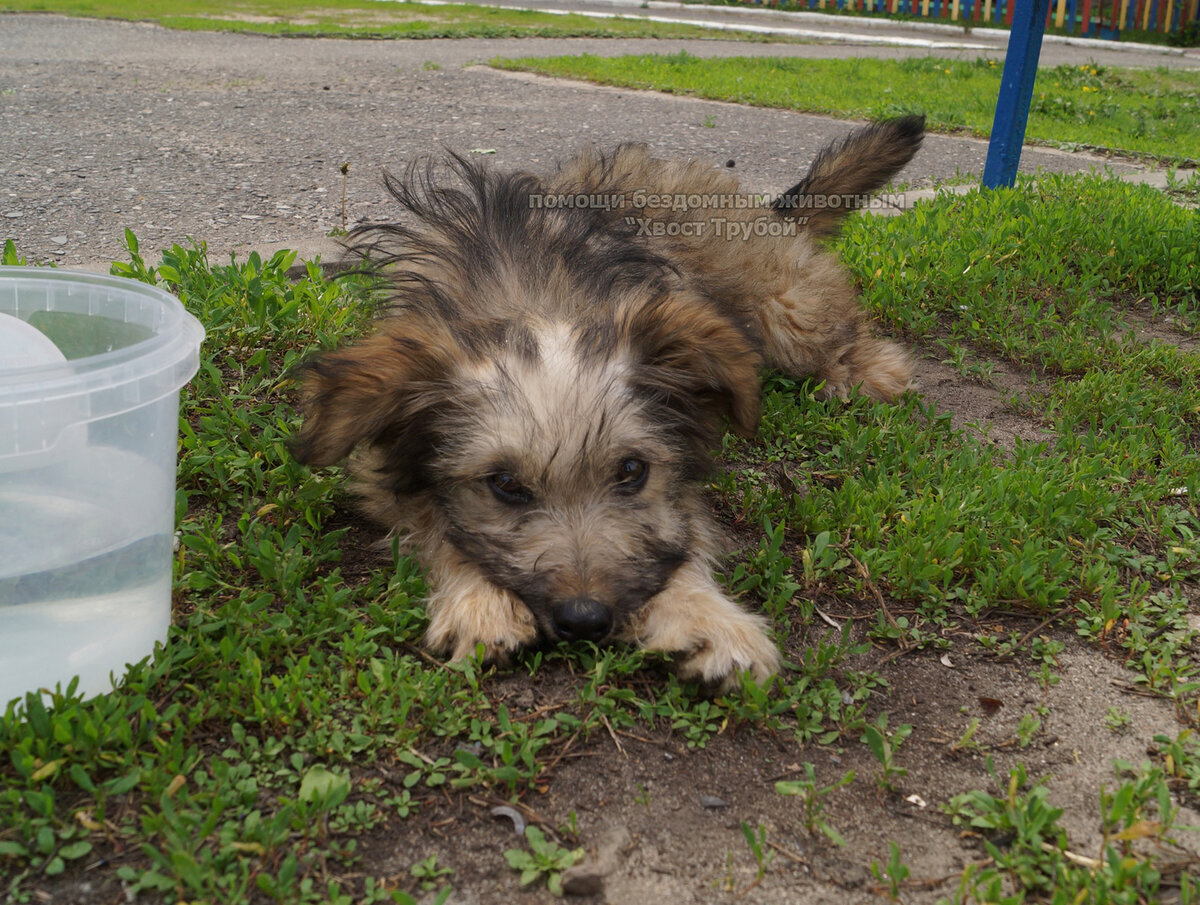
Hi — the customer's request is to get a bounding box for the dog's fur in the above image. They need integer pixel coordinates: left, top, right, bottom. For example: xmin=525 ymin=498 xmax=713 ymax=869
xmin=292 ymin=117 xmax=924 ymax=689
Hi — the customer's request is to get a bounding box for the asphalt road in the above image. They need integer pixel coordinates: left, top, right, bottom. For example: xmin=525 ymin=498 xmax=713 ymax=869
xmin=0 ymin=12 xmax=1188 ymax=269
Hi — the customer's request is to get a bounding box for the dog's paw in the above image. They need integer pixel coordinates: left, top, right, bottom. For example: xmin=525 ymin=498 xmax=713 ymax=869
xmin=424 ymin=583 xmax=538 ymax=666
xmin=627 ymin=564 xmax=781 ymax=692
xmin=674 ymin=618 xmax=781 ymax=693
xmin=814 ymin=378 xmax=852 ymax=402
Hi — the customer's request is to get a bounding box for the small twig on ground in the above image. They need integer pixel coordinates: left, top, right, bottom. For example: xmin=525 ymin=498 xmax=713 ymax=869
xmin=540 ymin=728 xmax=583 ymax=773
xmin=1110 ymin=679 xmax=1170 ymax=699
xmin=814 ymin=605 xmax=843 ymax=630
xmin=613 ymin=728 xmax=681 ymax=756
xmin=469 ymin=795 xmax=545 ymax=827
xmin=736 ymin=875 xmax=765 ymax=898
xmin=766 ymin=840 xmax=807 ymax=864
xmin=400 ymin=641 xmax=448 ymax=670
xmin=1042 ymin=842 xmax=1102 ymax=869
xmin=405 ymin=746 xmax=437 ymax=766
xmin=512 ymin=701 xmax=572 ymax=723
xmin=601 ymin=714 xmax=627 ymax=758
xmin=867 ymin=874 xmax=957 ymax=897
xmin=763 ymin=765 xmax=805 ymax=784
xmin=1015 ymin=614 xmax=1059 ymax=650
xmin=875 ymin=646 xmax=918 ymax=667
xmin=844 ymin=548 xmax=906 ymax=648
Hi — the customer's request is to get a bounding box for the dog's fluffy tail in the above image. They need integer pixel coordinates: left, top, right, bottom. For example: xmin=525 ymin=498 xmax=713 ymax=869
xmin=773 ymin=115 xmax=925 ymax=238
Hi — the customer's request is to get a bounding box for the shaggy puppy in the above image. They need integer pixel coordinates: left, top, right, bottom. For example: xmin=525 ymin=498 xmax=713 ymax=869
xmin=292 ymin=116 xmax=924 ymax=689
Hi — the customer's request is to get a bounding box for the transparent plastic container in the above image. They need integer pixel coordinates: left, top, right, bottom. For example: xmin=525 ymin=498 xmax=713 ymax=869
xmin=0 ymin=268 xmax=204 ymax=707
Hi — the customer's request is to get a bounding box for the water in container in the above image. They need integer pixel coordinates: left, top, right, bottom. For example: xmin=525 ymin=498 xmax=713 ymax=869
xmin=0 ymin=268 xmax=204 ymax=707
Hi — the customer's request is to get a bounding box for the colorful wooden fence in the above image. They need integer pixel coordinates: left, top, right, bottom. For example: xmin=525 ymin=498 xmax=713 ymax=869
xmin=738 ymin=0 xmax=1200 ymax=38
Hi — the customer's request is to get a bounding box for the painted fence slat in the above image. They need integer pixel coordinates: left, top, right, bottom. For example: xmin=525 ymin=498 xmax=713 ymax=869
xmin=726 ymin=0 xmax=1196 ymax=35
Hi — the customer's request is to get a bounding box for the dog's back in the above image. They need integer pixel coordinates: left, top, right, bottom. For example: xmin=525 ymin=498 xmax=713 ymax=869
xmin=546 ymin=118 xmax=925 ymax=400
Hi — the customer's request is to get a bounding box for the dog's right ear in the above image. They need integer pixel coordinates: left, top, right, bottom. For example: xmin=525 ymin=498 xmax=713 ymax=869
xmin=290 ymin=322 xmax=454 ymax=467
xmin=624 ymin=292 xmax=763 ymax=440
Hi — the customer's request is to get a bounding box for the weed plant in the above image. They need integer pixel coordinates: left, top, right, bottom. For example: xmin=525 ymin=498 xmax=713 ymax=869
xmin=941 ymin=757 xmax=1196 ymax=903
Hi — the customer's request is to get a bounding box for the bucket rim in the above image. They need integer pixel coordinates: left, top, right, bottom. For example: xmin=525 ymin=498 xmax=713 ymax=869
xmin=0 ymin=268 xmax=205 ymax=461
xmin=0 ymin=267 xmax=206 ymax=407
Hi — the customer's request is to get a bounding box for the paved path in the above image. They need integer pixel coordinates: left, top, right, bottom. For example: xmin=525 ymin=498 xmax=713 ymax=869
xmin=0 ymin=13 xmax=1189 ymax=269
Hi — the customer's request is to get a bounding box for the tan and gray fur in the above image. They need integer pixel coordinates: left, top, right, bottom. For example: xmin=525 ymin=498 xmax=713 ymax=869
xmin=292 ymin=117 xmax=924 ymax=689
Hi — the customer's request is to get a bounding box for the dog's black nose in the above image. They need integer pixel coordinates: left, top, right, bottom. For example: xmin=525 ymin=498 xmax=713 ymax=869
xmin=551 ymin=598 xmax=613 ymax=642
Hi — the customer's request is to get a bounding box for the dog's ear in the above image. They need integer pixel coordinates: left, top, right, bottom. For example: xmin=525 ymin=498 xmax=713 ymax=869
xmin=625 ymin=293 xmax=762 ymax=439
xmin=290 ymin=321 xmax=455 ymax=467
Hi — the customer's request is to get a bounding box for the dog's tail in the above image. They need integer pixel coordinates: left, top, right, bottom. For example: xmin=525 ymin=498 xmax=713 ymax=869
xmin=773 ymin=115 xmax=925 ymax=239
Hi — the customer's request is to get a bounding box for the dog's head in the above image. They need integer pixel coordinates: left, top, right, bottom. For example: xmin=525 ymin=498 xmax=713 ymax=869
xmin=293 ymin=291 xmax=760 ymax=643
xmin=292 ymin=153 xmax=763 ymax=645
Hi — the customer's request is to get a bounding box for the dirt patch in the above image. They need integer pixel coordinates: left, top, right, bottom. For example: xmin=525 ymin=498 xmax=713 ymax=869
xmin=326 ymin=625 xmax=1198 ymax=905
xmin=914 ymin=352 xmax=1054 ymax=450
xmin=1123 ymin=311 xmax=1200 ymax=353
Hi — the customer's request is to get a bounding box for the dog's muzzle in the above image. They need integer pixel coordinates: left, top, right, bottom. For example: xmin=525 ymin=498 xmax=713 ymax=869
xmin=551 ymin=598 xmax=613 ymax=643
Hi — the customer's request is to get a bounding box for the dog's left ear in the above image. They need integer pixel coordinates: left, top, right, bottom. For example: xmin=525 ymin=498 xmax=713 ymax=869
xmin=290 ymin=321 xmax=455 ymax=467
xmin=625 ymin=293 xmax=762 ymax=438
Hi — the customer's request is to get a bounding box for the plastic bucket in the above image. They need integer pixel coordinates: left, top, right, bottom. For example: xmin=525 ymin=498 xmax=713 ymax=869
xmin=0 ymin=267 xmax=205 ymax=707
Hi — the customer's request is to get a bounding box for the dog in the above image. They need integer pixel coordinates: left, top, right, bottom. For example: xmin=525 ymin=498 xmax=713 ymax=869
xmin=291 ymin=116 xmax=924 ymax=690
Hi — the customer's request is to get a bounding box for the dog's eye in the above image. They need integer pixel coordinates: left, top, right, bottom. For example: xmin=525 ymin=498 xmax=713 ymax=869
xmin=614 ymin=458 xmax=648 ymax=493
xmin=486 ymin=472 xmax=532 ymax=505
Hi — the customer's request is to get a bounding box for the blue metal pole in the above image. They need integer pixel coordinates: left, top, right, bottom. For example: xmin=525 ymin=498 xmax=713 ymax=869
xmin=982 ymin=0 xmax=1053 ymax=188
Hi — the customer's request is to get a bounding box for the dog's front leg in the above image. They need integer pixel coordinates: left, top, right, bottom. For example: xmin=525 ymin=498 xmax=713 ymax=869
xmin=422 ymin=545 xmax=538 ymax=665
xmin=625 ymin=559 xmax=781 ymax=691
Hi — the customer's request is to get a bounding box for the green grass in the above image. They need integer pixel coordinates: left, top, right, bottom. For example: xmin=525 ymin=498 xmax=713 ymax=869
xmin=733 ymin=174 xmax=1199 ymax=661
xmin=492 ymin=52 xmax=1200 ymax=163
xmin=1 ymin=172 xmax=1199 ymax=902
xmin=0 ymin=0 xmax=793 ymax=40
